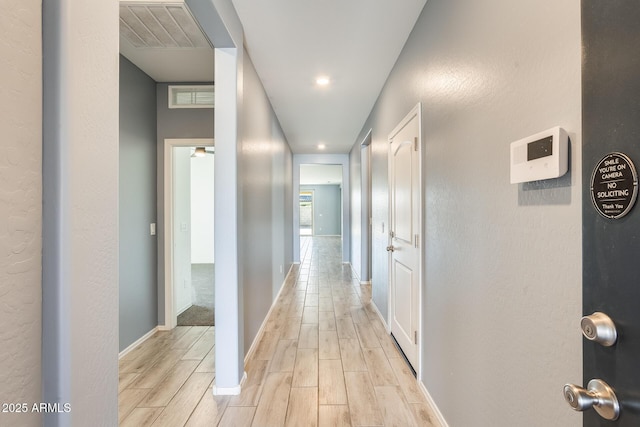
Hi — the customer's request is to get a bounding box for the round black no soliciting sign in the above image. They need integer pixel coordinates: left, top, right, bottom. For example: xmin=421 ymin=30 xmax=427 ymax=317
xmin=591 ymin=152 xmax=638 ymax=219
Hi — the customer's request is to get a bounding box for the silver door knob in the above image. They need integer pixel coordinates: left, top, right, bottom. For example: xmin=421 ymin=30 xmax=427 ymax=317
xmin=581 ymin=312 xmax=617 ymax=347
xmin=386 ymin=245 xmax=395 ymax=252
xmin=563 ymin=379 xmax=619 ymax=420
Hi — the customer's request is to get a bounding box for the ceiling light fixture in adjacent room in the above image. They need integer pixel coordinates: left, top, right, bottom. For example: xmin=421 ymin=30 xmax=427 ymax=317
xmin=317 ymin=143 xmax=326 ymax=150
xmin=193 ymin=147 xmax=206 ymax=157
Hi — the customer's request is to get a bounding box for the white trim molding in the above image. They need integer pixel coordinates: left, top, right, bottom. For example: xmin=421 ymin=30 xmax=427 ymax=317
xmin=418 ymin=381 xmax=450 ymax=427
xmin=118 ymin=327 xmax=159 ymax=359
xmin=369 ymin=300 xmax=390 ymax=333
xmin=212 ymin=372 xmax=247 ymax=396
xmin=244 ymin=263 xmax=296 ymax=364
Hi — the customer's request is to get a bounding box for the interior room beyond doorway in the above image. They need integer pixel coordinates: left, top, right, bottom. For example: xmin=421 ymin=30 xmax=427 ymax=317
xmin=167 ymin=142 xmax=215 ymax=328
xmin=299 ymin=164 xmax=343 ymax=237
xmin=174 ymin=147 xmax=215 ymax=326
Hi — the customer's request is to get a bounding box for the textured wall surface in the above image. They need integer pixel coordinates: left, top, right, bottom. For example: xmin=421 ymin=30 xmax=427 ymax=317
xmin=0 ymin=1 xmax=42 ymax=426
xmin=351 ymin=0 xmax=582 ymax=425
xmin=241 ymin=53 xmax=294 ymax=352
xmin=119 ymin=56 xmax=158 ymax=351
xmin=42 ymin=0 xmax=119 ymax=424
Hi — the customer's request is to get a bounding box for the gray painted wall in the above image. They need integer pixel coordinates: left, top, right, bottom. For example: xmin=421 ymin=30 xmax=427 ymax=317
xmin=350 ymin=1 xmax=582 ymax=425
xmin=119 ymin=56 xmax=158 ymax=351
xmin=300 ymin=185 xmax=342 ymax=235
xmin=0 ymin=3 xmax=42 ymax=425
xmin=156 ymin=83 xmax=214 ymax=324
xmin=241 ymin=52 xmax=294 ymax=353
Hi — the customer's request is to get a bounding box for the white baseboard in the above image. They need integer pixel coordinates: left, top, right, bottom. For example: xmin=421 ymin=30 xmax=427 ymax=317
xmin=157 ymin=324 xmax=171 ymax=331
xmin=286 ymin=262 xmax=295 ymax=276
xmin=346 ymin=262 xmax=372 ymax=285
xmin=370 ymin=291 xmax=446 ymax=427
xmin=212 ymin=372 xmax=247 ymax=396
xmin=369 ymin=299 xmax=390 ymax=333
xmin=244 ymin=263 xmax=295 ymax=364
xmin=119 ymin=326 xmax=159 ymax=359
xmin=418 ymin=381 xmax=449 ymax=427
xmin=346 ymin=262 xmax=360 ymax=282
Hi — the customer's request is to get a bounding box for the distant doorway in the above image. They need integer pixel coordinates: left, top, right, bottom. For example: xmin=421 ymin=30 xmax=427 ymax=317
xmin=164 ymin=138 xmax=215 ymax=329
xmin=299 ymin=191 xmax=314 ymax=235
xmin=299 ymin=164 xmax=343 ymax=239
xmin=293 ymin=155 xmax=350 ymax=264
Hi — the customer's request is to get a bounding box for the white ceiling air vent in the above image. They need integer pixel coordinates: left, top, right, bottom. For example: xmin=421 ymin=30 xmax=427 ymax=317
xmin=119 ymin=3 xmax=211 ymax=49
xmin=169 ymin=85 xmax=214 ymax=109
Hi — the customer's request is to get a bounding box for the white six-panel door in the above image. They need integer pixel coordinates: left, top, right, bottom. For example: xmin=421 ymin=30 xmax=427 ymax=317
xmin=388 ymin=105 xmax=421 ymax=370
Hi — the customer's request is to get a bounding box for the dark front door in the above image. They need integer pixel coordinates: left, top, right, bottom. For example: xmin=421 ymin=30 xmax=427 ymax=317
xmin=582 ymin=1 xmax=640 ymax=425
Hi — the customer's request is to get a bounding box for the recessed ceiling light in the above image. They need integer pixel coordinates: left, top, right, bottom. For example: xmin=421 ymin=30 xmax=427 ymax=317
xmin=316 ymin=76 xmax=330 ymax=86
xmin=318 ymin=143 xmax=326 ymax=150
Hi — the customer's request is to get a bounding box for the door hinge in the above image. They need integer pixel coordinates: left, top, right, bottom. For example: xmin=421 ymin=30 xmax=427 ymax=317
xmin=414 ymin=331 xmax=418 ymax=344
xmin=414 ymin=137 xmax=418 ymax=151
xmin=390 ymin=230 xmax=395 ymax=238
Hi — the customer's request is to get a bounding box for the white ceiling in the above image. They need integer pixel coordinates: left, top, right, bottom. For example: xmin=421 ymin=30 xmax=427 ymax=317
xmin=231 ymin=0 xmax=427 ymax=154
xmin=120 ymin=0 xmax=427 ymax=153
xmin=120 ymin=42 xmax=214 ymax=82
xmin=300 ymin=164 xmax=343 ymax=185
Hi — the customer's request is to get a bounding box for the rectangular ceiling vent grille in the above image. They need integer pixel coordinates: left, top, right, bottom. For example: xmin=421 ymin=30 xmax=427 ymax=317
xmin=169 ymin=85 xmax=215 ymax=109
xmin=120 ymin=3 xmax=211 ymax=49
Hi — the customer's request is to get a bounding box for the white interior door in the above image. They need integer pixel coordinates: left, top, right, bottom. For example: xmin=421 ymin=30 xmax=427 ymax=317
xmin=173 ymin=147 xmax=193 ymax=317
xmin=388 ymin=106 xmax=421 ymax=370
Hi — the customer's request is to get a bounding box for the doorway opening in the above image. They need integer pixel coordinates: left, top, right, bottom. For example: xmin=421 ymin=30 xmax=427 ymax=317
xmin=299 ymin=164 xmax=343 ymax=238
xmin=299 ymin=163 xmax=344 ymax=265
xmin=299 ymin=190 xmax=314 ymax=236
xmin=293 ymin=155 xmax=350 ymax=264
xmin=361 ymin=130 xmax=373 ymax=283
xmin=164 ymin=139 xmax=215 ymax=329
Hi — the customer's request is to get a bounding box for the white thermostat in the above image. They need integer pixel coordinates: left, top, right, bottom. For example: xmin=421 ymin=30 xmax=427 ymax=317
xmin=510 ymin=126 xmax=568 ymax=184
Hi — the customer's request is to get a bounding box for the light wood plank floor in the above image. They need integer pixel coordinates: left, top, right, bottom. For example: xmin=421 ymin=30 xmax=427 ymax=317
xmin=119 ymin=236 xmax=439 ymax=426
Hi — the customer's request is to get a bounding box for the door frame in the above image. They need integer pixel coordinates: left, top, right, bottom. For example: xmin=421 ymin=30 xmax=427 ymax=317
xmin=361 ymin=129 xmax=373 ymax=283
xmin=293 ymin=154 xmax=351 ymax=263
xmin=163 ymin=138 xmax=215 ymax=330
xmin=387 ymin=103 xmax=423 ymax=375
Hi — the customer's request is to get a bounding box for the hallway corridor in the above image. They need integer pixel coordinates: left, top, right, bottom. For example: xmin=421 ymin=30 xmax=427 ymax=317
xmin=118 ymin=237 xmax=437 ymax=426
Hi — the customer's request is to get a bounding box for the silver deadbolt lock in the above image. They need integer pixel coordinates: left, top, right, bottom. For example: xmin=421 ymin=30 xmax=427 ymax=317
xmin=563 ymin=379 xmax=620 ymax=420
xmin=581 ymin=312 xmax=617 ymax=347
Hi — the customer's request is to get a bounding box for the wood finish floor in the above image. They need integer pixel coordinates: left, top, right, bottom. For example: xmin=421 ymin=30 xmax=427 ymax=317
xmin=119 ymin=236 xmax=439 ymax=426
